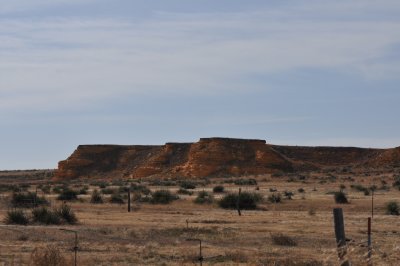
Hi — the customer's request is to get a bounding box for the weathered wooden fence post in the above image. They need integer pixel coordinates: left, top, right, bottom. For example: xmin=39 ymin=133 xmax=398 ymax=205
xmin=237 ymin=188 xmax=241 ymax=216
xmin=186 ymin=238 xmax=203 ymax=266
xmin=128 ymin=188 xmax=131 ymax=212
xmin=333 ymin=208 xmax=349 ymax=264
xmin=368 ymin=217 xmax=372 ymax=261
xmin=371 ymin=189 xmax=374 ymax=218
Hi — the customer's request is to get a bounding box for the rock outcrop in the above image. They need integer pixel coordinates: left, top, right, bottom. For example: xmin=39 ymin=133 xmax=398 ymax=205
xmin=56 ymin=138 xmax=399 ymax=179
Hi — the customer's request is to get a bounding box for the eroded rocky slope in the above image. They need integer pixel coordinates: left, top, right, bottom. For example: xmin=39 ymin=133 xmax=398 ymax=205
xmin=56 ymin=138 xmax=399 ymax=179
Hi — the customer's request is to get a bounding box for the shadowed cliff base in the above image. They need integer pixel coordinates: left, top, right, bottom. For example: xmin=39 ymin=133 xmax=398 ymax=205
xmin=56 ymin=137 xmax=400 ymax=180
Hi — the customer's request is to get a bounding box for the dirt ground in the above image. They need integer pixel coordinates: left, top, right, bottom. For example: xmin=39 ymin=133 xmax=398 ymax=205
xmin=0 ymin=170 xmax=399 ymax=265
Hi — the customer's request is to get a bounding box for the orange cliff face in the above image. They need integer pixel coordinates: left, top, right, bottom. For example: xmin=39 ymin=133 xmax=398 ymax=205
xmin=55 ymin=138 xmax=293 ymax=180
xmin=55 ymin=138 xmax=400 ymax=180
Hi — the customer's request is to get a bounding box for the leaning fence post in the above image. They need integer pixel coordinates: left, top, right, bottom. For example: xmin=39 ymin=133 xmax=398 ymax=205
xmin=333 ymin=208 xmax=347 ymax=260
xmin=237 ymin=188 xmax=242 ymax=216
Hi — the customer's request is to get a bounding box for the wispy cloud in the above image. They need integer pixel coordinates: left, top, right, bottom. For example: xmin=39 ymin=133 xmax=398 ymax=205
xmin=1 ymin=1 xmax=400 ymax=112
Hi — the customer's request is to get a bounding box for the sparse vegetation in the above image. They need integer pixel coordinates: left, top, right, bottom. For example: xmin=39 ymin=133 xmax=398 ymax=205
xmin=4 ymin=209 xmax=29 ymax=225
xmin=177 ymin=188 xmax=193 ymax=195
xmin=32 ymin=206 xmax=61 ymax=225
xmin=90 ymin=189 xmax=104 ymax=204
xmin=219 ymin=192 xmax=262 ymax=209
xmin=334 ymin=191 xmax=349 ymax=204
xmin=56 ymin=204 xmax=78 ymax=224
xmin=110 ymin=193 xmax=125 ymax=204
xmin=268 ymin=193 xmax=282 ymax=203
xmin=11 ymin=192 xmax=49 ymax=208
xmin=57 ymin=188 xmax=78 ymax=201
xmin=271 ymin=233 xmax=297 ymax=246
xmin=386 ymin=201 xmax=399 ymax=215
xmin=213 ymin=185 xmax=225 ymax=193
xmin=30 ymin=245 xmax=68 ymax=266
xmin=194 ymin=191 xmax=213 ymax=204
xmin=179 ymin=181 xmax=196 ymax=189
xmin=234 ymin=178 xmax=257 ymax=186
xmin=151 ymin=190 xmax=178 ymax=204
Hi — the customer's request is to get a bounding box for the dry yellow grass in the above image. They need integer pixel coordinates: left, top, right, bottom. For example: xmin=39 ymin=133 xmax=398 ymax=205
xmin=0 ymin=171 xmax=399 ymax=265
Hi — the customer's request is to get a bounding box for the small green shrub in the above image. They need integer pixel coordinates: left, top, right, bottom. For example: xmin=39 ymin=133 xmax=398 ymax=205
xmin=283 ymin=191 xmax=294 ymax=200
xmin=177 ymin=188 xmax=193 ymax=195
xmin=219 ymin=192 xmax=262 ymax=210
xmin=110 ymin=193 xmax=124 ymax=204
xmin=194 ymin=191 xmax=213 ymax=204
xmin=268 ymin=193 xmax=282 ymax=203
xmin=130 ymin=184 xmax=151 ymax=195
xmin=213 ymin=185 xmax=225 ymax=193
xmin=297 ymin=188 xmax=305 ymax=193
xmin=234 ymin=178 xmax=257 ymax=186
xmin=4 ymin=209 xmax=29 ymax=225
xmin=56 ymin=204 xmax=78 ymax=224
xmin=32 ymin=207 xmax=61 ymax=225
xmin=179 ymin=181 xmax=196 ymax=189
xmin=271 ymin=233 xmax=297 ymax=246
xmin=386 ymin=201 xmax=399 ymax=215
xmin=334 ymin=191 xmax=349 ymax=204
xmin=78 ymin=188 xmax=88 ymax=195
xmin=90 ymin=189 xmax=103 ymax=204
xmin=11 ymin=192 xmax=48 ymax=208
xmin=151 ymin=190 xmax=178 ymax=204
xmin=57 ymin=188 xmax=78 ymax=201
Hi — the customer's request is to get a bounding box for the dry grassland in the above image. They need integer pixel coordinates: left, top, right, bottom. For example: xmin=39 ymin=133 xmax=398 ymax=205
xmin=0 ymin=171 xmax=399 ymax=265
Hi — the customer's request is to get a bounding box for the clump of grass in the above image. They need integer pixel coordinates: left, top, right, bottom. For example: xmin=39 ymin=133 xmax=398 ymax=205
xmin=219 ymin=192 xmax=262 ymax=210
xmin=213 ymin=185 xmax=225 ymax=193
xmin=57 ymin=188 xmax=78 ymax=201
xmin=297 ymin=188 xmax=305 ymax=193
xmin=308 ymin=207 xmax=316 ymax=216
xmin=268 ymin=193 xmax=282 ymax=203
xmin=271 ymin=233 xmax=297 ymax=246
xmin=283 ymin=191 xmax=294 ymax=200
xmin=179 ymin=180 xmax=196 ymax=189
xmin=150 ymin=190 xmax=178 ymax=204
xmin=11 ymin=192 xmax=49 ymax=208
xmin=78 ymin=187 xmax=88 ymax=195
xmin=234 ymin=178 xmax=257 ymax=186
xmin=334 ymin=191 xmax=349 ymax=204
xmin=130 ymin=184 xmax=151 ymax=195
xmin=32 ymin=206 xmax=61 ymax=225
xmin=90 ymin=189 xmax=103 ymax=204
xmin=31 ymin=245 xmax=68 ymax=266
xmin=386 ymin=201 xmax=399 ymax=215
xmin=56 ymin=204 xmax=78 ymax=224
xmin=110 ymin=193 xmax=124 ymax=204
xmin=4 ymin=209 xmax=29 ymax=225
xmin=177 ymin=188 xmax=193 ymax=195
xmin=194 ymin=191 xmax=214 ymax=204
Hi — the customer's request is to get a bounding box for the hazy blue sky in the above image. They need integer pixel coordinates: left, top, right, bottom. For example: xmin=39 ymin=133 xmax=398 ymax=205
xmin=1 ymin=0 xmax=400 ymax=169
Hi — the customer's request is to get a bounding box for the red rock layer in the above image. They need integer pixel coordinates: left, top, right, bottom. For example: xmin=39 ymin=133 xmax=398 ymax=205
xmin=56 ymin=138 xmax=399 ymax=179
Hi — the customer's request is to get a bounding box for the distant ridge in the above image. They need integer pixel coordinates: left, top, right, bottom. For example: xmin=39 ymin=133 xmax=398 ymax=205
xmin=55 ymin=138 xmax=400 ymax=179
